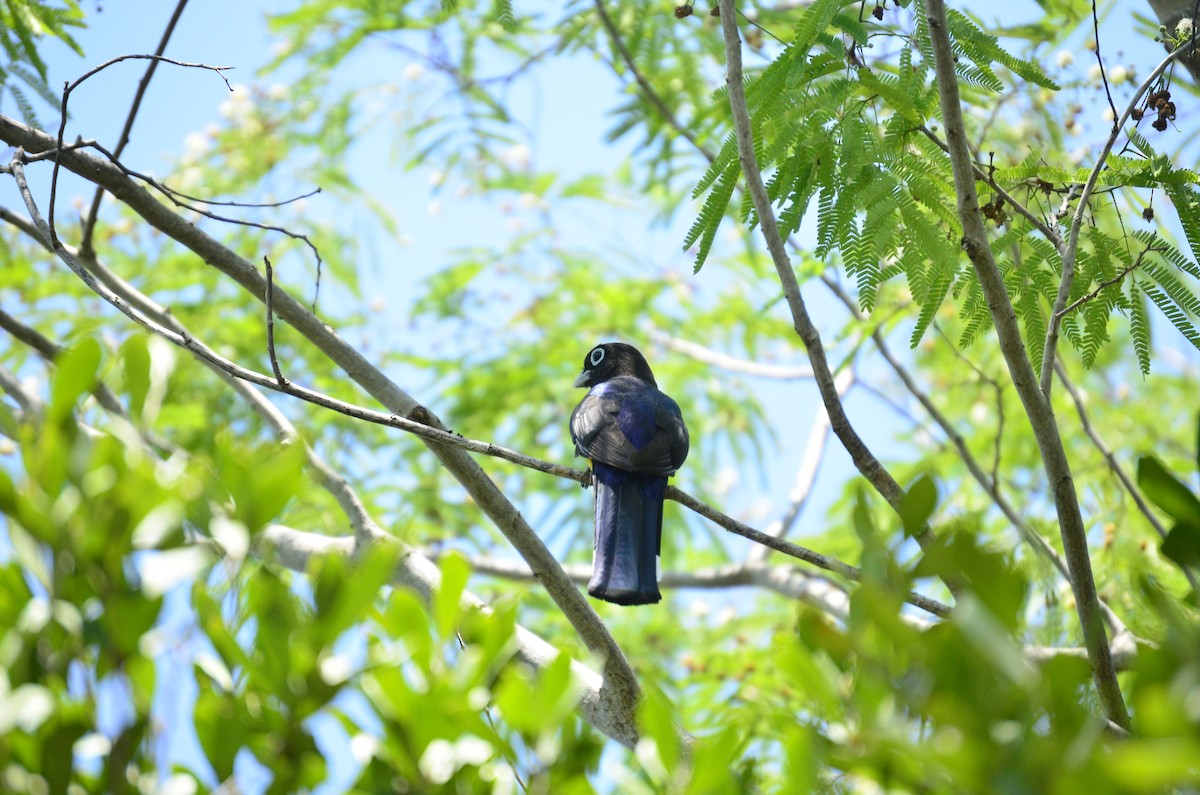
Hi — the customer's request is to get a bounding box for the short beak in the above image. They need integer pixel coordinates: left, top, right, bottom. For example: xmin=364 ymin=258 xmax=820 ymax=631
xmin=573 ymin=370 xmax=592 ymax=388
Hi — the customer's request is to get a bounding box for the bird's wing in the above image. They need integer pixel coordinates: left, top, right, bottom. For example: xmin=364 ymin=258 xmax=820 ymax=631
xmin=572 ymin=379 xmax=688 ymax=476
xmin=571 ymin=391 xmax=643 ymax=470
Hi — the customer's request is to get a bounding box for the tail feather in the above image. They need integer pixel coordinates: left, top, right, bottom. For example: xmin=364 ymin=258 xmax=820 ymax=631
xmin=588 ymin=463 xmax=665 ymax=605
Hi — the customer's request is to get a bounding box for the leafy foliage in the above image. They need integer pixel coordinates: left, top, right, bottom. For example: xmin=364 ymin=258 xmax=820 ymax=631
xmin=2 ymin=0 xmax=1200 ymax=792
xmin=0 ymin=0 xmax=84 ymax=126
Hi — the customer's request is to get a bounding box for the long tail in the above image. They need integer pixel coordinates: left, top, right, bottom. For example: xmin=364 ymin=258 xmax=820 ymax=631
xmin=588 ymin=462 xmax=666 ymax=605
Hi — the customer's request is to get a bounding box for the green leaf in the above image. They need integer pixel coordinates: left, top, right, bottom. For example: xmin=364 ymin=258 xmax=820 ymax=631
xmin=49 ymin=336 xmax=102 ymax=422
xmin=1137 ymin=456 xmax=1200 ymax=524
xmin=1161 ymin=521 xmax=1200 ymax=569
xmin=217 ymin=440 xmax=306 ymax=533
xmin=899 ymin=473 xmax=937 ymax=537
xmin=433 ymin=551 xmax=470 ymax=639
xmin=636 ymin=686 xmax=682 ymax=782
xmin=121 ymin=334 xmax=152 ymax=419
xmin=312 ymin=542 xmax=398 ymax=646
xmin=194 ymin=684 xmax=247 ymax=780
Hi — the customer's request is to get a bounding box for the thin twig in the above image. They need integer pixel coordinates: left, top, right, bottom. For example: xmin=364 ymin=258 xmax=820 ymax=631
xmin=592 ymin=0 xmax=715 ymax=163
xmin=919 ymin=125 xmax=1062 ymax=247
xmin=1041 ymin=37 xmax=1198 ymax=397
xmin=264 ymin=256 xmax=287 ymax=386
xmin=83 ymin=140 xmax=324 ymax=279
xmin=50 ymin=54 xmax=233 ymax=245
xmin=1052 ymin=361 xmax=1199 ymax=599
xmin=80 ymin=0 xmax=191 ymax=258
xmin=1091 ymin=2 xmax=1120 ymax=136
xmin=0 ymin=362 xmax=40 ymax=417
xmin=1054 ymin=242 xmax=1163 ymax=320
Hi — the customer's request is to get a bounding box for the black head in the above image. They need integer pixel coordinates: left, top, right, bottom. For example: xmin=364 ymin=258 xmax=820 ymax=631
xmin=573 ymin=342 xmax=657 ymax=388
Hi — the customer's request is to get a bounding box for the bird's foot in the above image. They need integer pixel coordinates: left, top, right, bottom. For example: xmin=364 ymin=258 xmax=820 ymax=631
xmin=580 ymin=468 xmax=593 ymax=489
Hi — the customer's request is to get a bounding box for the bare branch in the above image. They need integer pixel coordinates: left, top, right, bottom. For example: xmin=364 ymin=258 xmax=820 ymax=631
xmin=455 ymin=554 xmax=875 ymax=625
xmin=263 ymin=256 xmax=288 ymax=387
xmin=592 ymin=0 xmax=715 ymax=162
xmin=0 ymin=362 xmax=41 ymax=417
xmin=651 ymin=331 xmax=815 ymax=379
xmin=747 ymin=369 xmax=851 ymax=563
xmin=80 ymin=0 xmax=192 ymax=258
xmin=1041 ymin=37 xmax=1198 ymax=397
xmin=49 ymin=55 xmax=233 ymax=247
xmin=1052 ymin=361 xmax=1199 ymax=598
xmin=2 ymin=142 xmax=644 ymax=713
xmin=918 ymin=125 xmax=1061 ymax=247
xmin=1054 ymin=242 xmax=1163 ymax=321
xmin=922 ymin=0 xmax=1129 ymax=727
xmin=714 ymin=0 xmax=943 ymax=562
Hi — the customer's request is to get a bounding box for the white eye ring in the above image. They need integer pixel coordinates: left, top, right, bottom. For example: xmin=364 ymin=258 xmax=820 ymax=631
xmin=589 ymin=347 xmax=605 ymax=366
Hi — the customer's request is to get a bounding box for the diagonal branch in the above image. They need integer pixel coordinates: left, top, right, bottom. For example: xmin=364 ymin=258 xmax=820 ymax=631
xmin=79 ymin=0 xmax=191 ymax=259
xmin=747 ymin=369 xmax=850 ymax=563
xmin=592 ymin=0 xmax=715 ymax=163
xmin=2 ymin=187 xmax=954 ymax=617
xmin=0 ymin=138 xmax=643 ymax=716
xmin=0 ymin=206 xmax=648 ymax=749
xmin=1054 ymin=241 xmax=1163 ymax=321
xmin=714 ymin=0 xmax=934 ymax=551
xmin=1053 ymin=362 xmax=1199 ymax=591
xmin=1040 ymin=37 xmax=1198 ymax=397
xmin=921 ymin=0 xmax=1129 ymax=728
xmin=918 ymin=124 xmax=1062 ymax=247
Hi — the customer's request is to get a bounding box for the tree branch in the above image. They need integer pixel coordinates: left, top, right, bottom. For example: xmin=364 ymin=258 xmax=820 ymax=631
xmin=591 ymin=0 xmax=715 ymax=163
xmin=922 ymin=0 xmax=1129 ymax=727
xmin=918 ymin=124 xmax=1062 ymax=247
xmin=1052 ymin=362 xmax=1200 ymax=592
xmin=747 ymin=369 xmax=850 ymax=563
xmin=79 ymin=0 xmax=191 ymax=258
xmin=714 ymin=0 xmax=944 ymax=565
xmin=1041 ymin=37 xmax=1198 ymax=397
xmin=651 ymin=330 xmax=815 ymax=379
xmin=1054 ymin=242 xmax=1163 ymax=321
xmin=1 ymin=138 xmax=647 ymax=714
xmin=0 ymin=361 xmax=40 ymax=417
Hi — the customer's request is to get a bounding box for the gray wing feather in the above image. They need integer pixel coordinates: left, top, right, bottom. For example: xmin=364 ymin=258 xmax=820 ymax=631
xmin=571 ymin=392 xmax=688 ymax=476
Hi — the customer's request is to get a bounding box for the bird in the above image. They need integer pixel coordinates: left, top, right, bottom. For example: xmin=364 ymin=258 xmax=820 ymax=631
xmin=570 ymin=342 xmax=689 ymax=605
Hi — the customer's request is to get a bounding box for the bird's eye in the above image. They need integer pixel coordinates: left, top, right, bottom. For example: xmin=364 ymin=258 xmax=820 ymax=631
xmin=589 ymin=347 xmax=605 ymax=366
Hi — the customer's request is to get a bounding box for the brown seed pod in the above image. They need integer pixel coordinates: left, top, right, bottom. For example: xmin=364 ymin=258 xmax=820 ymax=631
xmin=674 ymin=4 xmax=693 ymax=18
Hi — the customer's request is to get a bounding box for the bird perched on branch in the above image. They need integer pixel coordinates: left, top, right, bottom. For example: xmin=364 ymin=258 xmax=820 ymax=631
xmin=570 ymin=343 xmax=689 ymax=605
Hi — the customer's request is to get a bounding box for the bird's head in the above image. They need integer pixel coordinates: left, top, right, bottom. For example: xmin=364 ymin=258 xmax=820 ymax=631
xmin=573 ymin=342 xmax=657 ymax=388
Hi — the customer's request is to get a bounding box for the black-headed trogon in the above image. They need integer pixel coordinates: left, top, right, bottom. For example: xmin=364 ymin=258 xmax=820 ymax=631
xmin=570 ymin=343 xmax=689 ymax=605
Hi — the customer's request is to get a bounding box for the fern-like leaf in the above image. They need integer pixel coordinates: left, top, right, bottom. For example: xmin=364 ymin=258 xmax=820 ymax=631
xmin=1129 ymin=278 xmax=1152 ymax=375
